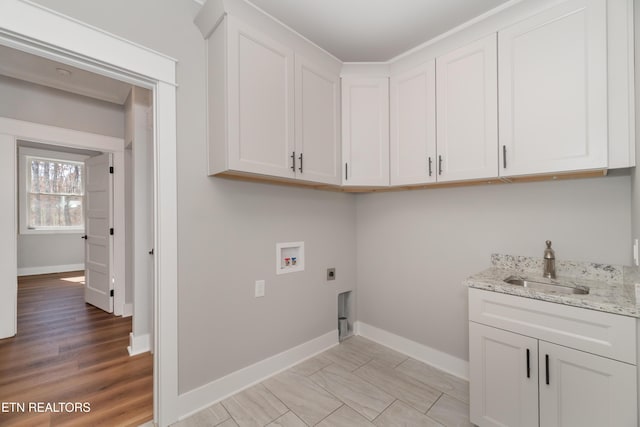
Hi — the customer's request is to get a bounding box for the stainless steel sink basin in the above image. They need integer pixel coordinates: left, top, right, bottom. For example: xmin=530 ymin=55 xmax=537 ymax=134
xmin=504 ymin=275 xmax=589 ymax=295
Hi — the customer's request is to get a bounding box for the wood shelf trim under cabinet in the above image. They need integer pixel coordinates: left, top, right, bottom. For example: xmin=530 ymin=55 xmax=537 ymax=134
xmin=213 ymin=169 xmax=608 ymax=193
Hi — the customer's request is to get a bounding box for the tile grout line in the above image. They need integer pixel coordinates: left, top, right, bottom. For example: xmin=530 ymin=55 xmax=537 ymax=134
xmin=424 ymin=391 xmax=444 ymax=415
xmin=311 ymin=403 xmax=345 ymax=426
xmin=371 ymin=398 xmax=399 ymax=424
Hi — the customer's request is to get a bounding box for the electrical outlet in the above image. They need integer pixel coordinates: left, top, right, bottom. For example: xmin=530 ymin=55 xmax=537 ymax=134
xmin=327 ymin=268 xmax=336 ymax=281
xmin=255 ymin=280 xmax=265 ymax=297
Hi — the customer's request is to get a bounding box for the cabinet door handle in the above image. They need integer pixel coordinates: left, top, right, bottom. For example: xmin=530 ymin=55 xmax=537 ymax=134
xmin=503 ymin=145 xmax=507 ymax=169
xmin=290 ymin=152 xmax=296 ymax=172
xmin=428 ymin=157 xmax=432 ymax=177
xmin=545 ymin=354 xmax=550 ymax=385
xmin=345 ymin=163 xmax=348 ymax=181
xmin=526 ymin=349 xmax=530 ymax=378
xmin=438 ymin=155 xmax=443 ymax=175
xmin=298 ymin=153 xmax=303 ymax=173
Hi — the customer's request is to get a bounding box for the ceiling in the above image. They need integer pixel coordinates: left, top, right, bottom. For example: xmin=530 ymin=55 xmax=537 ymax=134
xmin=245 ymin=0 xmax=512 ymax=61
xmin=0 ymin=44 xmax=132 ymax=105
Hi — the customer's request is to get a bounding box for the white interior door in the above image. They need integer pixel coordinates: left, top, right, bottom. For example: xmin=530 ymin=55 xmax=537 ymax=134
xmin=84 ymin=152 xmax=113 ymax=313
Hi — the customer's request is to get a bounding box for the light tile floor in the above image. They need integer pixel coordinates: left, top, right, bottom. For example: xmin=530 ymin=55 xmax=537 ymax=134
xmin=172 ymin=336 xmax=471 ymax=427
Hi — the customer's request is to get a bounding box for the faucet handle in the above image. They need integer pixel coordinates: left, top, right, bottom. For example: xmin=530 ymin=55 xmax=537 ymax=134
xmin=546 ymin=240 xmax=552 ymax=248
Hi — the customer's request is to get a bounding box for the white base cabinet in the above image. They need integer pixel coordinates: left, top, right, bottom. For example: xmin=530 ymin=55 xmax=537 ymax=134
xmin=469 ymin=322 xmax=539 ymax=427
xmin=469 ymin=288 xmax=637 ymax=427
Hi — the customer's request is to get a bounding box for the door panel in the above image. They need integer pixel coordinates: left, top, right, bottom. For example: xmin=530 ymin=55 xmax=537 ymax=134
xmin=295 ymin=54 xmax=340 ymax=185
xmin=498 ymin=0 xmax=607 ymax=176
xmin=390 ymin=60 xmax=436 ymax=185
xmin=436 ymin=34 xmax=498 ymax=182
xmin=84 ymin=153 xmax=113 ymax=313
xmin=469 ymin=322 xmax=539 ymax=427
xmin=227 ymin=16 xmax=295 ymax=178
xmin=539 ymin=340 xmax=637 ymax=427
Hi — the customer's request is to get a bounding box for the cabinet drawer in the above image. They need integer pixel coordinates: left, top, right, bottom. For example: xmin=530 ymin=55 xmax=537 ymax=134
xmin=469 ymin=288 xmax=636 ymax=364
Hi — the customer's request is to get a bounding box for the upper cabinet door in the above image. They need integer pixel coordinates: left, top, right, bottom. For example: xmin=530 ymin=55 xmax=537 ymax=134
xmin=227 ymin=17 xmax=295 ymax=178
xmin=498 ymin=0 xmax=607 ymax=177
xmin=390 ymin=61 xmax=436 ymax=186
xmin=342 ymin=77 xmax=389 ymax=187
xmin=295 ymin=55 xmax=341 ymax=185
xmin=436 ymin=34 xmax=498 ymax=183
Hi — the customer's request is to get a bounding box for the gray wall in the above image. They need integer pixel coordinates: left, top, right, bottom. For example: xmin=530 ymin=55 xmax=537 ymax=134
xmin=30 ymin=0 xmax=358 ymax=394
xmin=1 ymin=76 xmax=125 ymax=272
xmin=356 ymin=175 xmax=632 ymax=361
xmin=17 ymin=234 xmax=84 ymax=271
xmin=0 ymin=75 xmax=124 ymax=138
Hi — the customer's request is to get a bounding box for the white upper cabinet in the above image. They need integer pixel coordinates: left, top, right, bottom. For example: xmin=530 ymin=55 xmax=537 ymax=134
xmin=341 ymin=77 xmax=389 ymax=187
xmin=436 ymin=34 xmax=498 ymax=182
xmin=203 ymin=12 xmax=341 ymax=185
xmin=498 ymin=0 xmax=608 ymax=177
xmin=295 ymin=55 xmax=341 ymax=185
xmin=390 ymin=61 xmax=436 ymax=185
xmin=225 ymin=17 xmax=295 ymax=179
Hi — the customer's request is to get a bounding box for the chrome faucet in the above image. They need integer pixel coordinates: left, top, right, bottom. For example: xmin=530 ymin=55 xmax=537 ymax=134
xmin=543 ymin=240 xmax=556 ymax=279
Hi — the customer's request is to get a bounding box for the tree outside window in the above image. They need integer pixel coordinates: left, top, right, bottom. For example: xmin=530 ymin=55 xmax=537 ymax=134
xmin=26 ymin=156 xmax=84 ymax=231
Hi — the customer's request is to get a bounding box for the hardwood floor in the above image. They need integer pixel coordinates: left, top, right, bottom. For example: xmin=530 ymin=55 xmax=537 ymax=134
xmin=0 ymin=272 xmax=153 ymax=426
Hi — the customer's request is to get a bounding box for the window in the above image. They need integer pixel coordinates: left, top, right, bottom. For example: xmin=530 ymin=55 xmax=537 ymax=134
xmin=19 ymin=147 xmax=88 ymax=234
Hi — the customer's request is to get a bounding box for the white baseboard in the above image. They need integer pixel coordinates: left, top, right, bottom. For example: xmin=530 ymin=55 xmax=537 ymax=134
xmin=122 ymin=303 xmax=133 ymax=317
xmin=17 ymin=263 xmax=85 ymax=276
xmin=355 ymin=321 xmax=469 ymax=380
xmin=128 ymin=332 xmax=151 ymax=356
xmin=177 ymin=330 xmax=338 ymax=421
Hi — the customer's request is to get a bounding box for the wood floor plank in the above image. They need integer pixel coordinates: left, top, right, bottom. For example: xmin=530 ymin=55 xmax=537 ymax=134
xmin=0 ymin=272 xmax=152 ymax=426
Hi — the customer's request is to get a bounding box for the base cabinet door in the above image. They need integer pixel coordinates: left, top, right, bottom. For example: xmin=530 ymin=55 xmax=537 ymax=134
xmin=469 ymin=322 xmax=539 ymax=427
xmin=539 ymin=341 xmax=637 ymax=427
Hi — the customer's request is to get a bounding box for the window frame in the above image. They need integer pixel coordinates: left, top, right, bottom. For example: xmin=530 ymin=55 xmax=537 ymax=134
xmin=18 ymin=146 xmax=89 ymax=235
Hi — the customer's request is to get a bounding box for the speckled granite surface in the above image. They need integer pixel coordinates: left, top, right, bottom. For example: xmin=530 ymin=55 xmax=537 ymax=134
xmin=465 ymin=254 xmax=640 ymax=318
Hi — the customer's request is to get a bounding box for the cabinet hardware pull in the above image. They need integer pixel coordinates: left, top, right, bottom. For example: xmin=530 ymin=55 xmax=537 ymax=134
xmin=545 ymin=354 xmax=550 ymax=385
xmin=345 ymin=163 xmax=348 ymax=181
xmin=526 ymin=349 xmax=530 ymax=378
xmin=428 ymin=157 xmax=432 ymax=176
xmin=291 ymin=151 xmax=296 ymax=172
xmin=298 ymin=153 xmax=303 ymax=173
xmin=503 ymin=145 xmax=507 ymax=169
xmin=438 ymin=155 xmax=443 ymax=175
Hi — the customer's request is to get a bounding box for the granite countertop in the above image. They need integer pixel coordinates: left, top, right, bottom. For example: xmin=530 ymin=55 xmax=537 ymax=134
xmin=465 ymin=254 xmax=640 ymax=318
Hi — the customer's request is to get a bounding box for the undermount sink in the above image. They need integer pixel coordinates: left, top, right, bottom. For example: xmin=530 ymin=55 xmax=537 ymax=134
xmin=504 ymin=275 xmax=589 ymax=295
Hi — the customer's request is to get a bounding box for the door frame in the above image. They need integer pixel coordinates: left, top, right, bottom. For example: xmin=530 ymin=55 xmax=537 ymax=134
xmin=0 ymin=1 xmax=179 ymax=425
xmin=10 ymin=121 xmax=125 ymax=317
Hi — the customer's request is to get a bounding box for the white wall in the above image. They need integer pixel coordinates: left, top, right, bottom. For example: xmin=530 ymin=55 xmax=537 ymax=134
xmin=17 ymin=234 xmax=84 ymax=274
xmin=30 ymin=0 xmax=358 ymax=395
xmin=356 ymin=175 xmax=632 ymax=362
xmin=0 ymin=75 xmax=124 ymax=138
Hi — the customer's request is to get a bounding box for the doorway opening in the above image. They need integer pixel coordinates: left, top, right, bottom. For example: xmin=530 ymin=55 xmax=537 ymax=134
xmin=0 ymin=2 xmax=179 ymax=424
xmin=1 ymin=43 xmax=156 ymax=426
